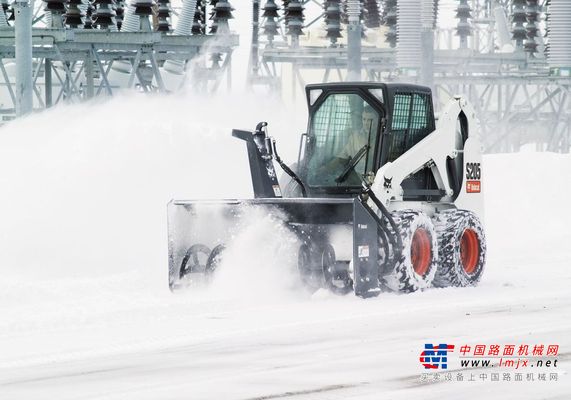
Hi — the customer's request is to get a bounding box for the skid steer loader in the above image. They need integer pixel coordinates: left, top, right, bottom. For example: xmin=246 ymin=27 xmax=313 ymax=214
xmin=168 ymin=82 xmax=486 ymax=297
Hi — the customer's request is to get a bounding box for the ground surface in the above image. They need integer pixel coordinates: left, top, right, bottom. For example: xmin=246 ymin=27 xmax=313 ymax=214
xmin=0 ymin=95 xmax=569 ymax=399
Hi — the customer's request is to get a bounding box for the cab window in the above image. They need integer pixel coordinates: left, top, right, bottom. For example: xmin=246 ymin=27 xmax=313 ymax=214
xmin=306 ymin=93 xmax=380 ymax=187
xmin=387 ymin=92 xmax=434 ymax=162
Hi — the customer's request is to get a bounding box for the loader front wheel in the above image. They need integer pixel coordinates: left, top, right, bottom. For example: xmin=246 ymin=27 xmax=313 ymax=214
xmin=433 ymin=210 xmax=486 ymax=287
xmin=380 ymin=211 xmax=438 ymax=293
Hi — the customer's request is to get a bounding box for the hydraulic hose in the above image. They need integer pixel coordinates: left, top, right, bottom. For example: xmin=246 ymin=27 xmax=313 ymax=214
xmin=360 ymin=198 xmax=398 ymax=270
xmin=271 ymin=139 xmax=307 ymax=197
xmin=360 ymin=185 xmax=404 ymax=264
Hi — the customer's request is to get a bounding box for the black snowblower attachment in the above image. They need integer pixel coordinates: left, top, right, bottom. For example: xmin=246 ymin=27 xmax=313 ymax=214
xmin=168 ymin=121 xmax=402 ymax=298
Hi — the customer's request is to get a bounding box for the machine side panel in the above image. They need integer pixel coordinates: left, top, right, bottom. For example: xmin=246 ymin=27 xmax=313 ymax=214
xmin=353 ymin=199 xmax=381 ymax=297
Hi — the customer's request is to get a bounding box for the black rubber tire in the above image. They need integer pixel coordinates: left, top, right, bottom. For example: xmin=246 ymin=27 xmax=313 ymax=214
xmin=433 ymin=209 xmax=486 ymax=287
xmin=380 ymin=210 xmax=438 ymax=293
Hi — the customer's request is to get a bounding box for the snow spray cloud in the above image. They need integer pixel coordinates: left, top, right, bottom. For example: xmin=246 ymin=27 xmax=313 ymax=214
xmin=0 ymin=90 xmax=307 ymax=283
xmin=207 ymin=205 xmax=302 ymax=300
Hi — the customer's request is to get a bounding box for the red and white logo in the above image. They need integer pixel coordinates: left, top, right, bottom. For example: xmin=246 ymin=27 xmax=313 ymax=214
xmin=466 ymin=180 xmax=481 ymax=193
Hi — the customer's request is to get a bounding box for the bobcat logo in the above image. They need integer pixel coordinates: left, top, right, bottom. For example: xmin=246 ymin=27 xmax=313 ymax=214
xmin=383 ymin=177 xmax=393 ymax=189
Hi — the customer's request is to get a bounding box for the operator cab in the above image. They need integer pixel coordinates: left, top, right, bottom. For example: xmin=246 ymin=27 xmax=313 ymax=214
xmin=299 ymin=82 xmax=436 ymax=198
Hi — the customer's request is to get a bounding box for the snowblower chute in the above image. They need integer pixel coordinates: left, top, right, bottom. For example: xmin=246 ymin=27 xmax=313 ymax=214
xmin=168 ymin=82 xmax=487 ymax=297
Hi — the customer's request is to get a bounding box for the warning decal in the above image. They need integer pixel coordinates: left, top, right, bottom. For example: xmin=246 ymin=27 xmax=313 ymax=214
xmin=358 ymin=245 xmax=370 ymax=258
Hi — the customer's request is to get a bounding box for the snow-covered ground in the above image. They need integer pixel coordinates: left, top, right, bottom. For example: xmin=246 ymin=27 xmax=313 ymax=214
xmin=0 ymin=93 xmax=570 ymax=399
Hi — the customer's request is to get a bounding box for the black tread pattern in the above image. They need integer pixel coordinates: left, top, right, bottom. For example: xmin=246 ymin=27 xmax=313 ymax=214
xmin=379 ymin=210 xmax=438 ymax=293
xmin=433 ymin=209 xmax=487 ymax=287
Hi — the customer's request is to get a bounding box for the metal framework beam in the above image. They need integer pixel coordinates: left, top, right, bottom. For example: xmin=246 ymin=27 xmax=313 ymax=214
xmin=0 ymin=29 xmax=239 ymax=118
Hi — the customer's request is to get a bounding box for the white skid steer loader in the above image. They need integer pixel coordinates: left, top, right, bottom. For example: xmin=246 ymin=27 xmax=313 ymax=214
xmin=168 ymin=82 xmax=486 ymax=297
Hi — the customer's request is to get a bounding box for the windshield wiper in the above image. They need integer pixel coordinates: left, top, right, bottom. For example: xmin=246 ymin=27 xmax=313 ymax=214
xmin=335 ymin=144 xmax=369 ymax=184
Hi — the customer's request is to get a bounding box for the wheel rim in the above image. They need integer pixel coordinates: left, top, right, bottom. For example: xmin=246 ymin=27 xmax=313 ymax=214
xmin=411 ymin=228 xmax=431 ymax=276
xmin=460 ymin=228 xmax=479 ymax=274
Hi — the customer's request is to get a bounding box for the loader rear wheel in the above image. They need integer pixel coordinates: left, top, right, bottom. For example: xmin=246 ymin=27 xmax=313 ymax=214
xmin=433 ymin=210 xmax=486 ymax=287
xmin=380 ymin=211 xmax=438 ymax=293
xmin=180 ymin=244 xmax=211 ymax=279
